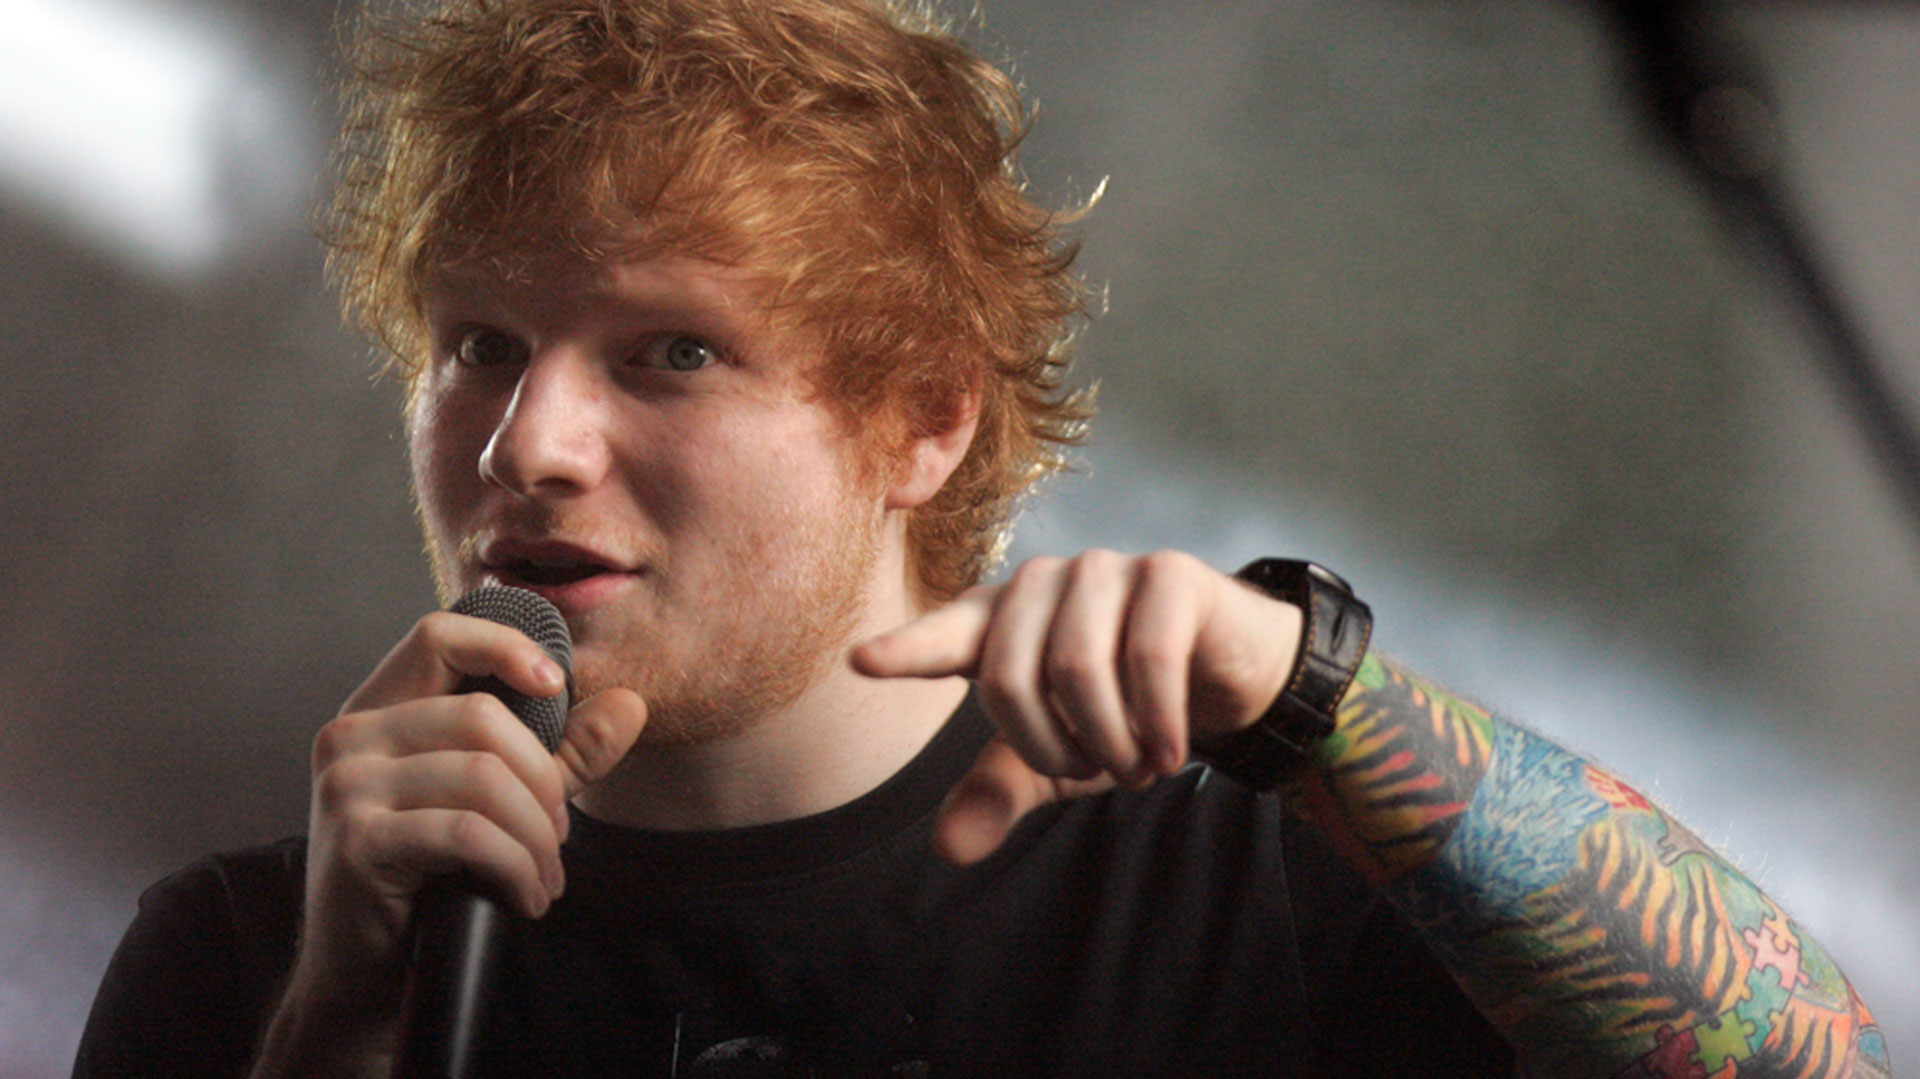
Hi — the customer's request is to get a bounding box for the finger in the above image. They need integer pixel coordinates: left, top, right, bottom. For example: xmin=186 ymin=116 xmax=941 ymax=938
xmin=1041 ymin=551 xmax=1145 ymax=784
xmin=850 ymin=588 xmax=996 ymax=679
xmin=353 ymin=806 xmax=555 ymax=919
xmin=314 ymin=694 xmax=570 ymax=836
xmin=1121 ymin=551 xmax=1207 ymax=775
xmin=553 ymin=688 xmax=648 ymax=802
xmin=934 ymin=736 xmax=1114 ymax=865
xmin=378 ymin=749 xmax=567 ymax=901
xmin=973 ymin=558 xmax=1099 ymax=778
xmin=346 ymin=611 xmax=568 ymax=716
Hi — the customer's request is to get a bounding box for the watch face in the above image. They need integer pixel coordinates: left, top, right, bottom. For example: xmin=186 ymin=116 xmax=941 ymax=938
xmin=1239 ymin=558 xmax=1352 ymax=603
xmin=1302 ymin=561 xmax=1354 ymax=594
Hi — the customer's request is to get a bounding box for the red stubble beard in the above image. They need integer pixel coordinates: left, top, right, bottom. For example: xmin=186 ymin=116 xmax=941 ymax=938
xmin=422 ymin=491 xmax=887 ymax=748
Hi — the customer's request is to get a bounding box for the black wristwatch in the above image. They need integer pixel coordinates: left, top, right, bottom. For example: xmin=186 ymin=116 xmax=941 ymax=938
xmin=1191 ymin=559 xmax=1372 ymax=788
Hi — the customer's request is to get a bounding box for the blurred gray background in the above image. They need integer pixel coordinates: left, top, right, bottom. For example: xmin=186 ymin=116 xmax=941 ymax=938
xmin=2 ymin=0 xmax=1916 ymax=1074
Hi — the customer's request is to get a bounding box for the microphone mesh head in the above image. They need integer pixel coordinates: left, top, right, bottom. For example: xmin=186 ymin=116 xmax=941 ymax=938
xmin=449 ymin=586 xmax=573 ymax=752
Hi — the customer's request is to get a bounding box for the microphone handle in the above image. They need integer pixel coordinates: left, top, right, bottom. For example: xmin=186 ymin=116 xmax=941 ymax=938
xmin=393 ymin=587 xmax=572 ymax=1079
xmin=394 ymin=873 xmax=509 ymax=1079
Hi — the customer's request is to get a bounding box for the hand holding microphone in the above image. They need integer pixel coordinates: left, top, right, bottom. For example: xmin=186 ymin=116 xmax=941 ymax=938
xmin=249 ymin=588 xmax=645 ymax=1079
xmin=396 ymin=586 xmax=575 ymax=1079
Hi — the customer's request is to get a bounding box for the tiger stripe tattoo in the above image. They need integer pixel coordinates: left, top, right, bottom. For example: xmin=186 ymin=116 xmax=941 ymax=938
xmin=1290 ymin=654 xmax=1891 ymax=1079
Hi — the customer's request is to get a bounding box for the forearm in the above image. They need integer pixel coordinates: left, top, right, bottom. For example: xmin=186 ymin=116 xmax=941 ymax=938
xmin=1291 ymin=653 xmax=1890 ymax=1079
xmin=247 ymin=955 xmax=400 ymax=1079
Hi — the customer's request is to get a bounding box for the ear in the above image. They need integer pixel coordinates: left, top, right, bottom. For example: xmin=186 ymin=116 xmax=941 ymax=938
xmin=885 ymin=388 xmax=981 ymax=510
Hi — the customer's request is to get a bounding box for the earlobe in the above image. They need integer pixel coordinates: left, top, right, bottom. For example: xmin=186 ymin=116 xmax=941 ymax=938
xmin=886 ymin=390 xmax=980 ymax=510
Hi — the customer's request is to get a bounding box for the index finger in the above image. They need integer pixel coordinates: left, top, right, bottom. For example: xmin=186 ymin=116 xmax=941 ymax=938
xmin=850 ymin=587 xmax=997 ymax=679
xmin=344 ymin=610 xmax=568 ymax=716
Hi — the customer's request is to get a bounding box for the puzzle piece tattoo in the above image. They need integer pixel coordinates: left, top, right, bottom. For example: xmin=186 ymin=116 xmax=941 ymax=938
xmin=1742 ymin=918 xmax=1811 ymax=995
xmin=1691 ymin=1010 xmax=1757 ymax=1074
xmin=1735 ymin=964 xmax=1790 ymax=1049
xmin=1653 ymin=818 xmax=1717 ymax=867
xmin=1619 ymin=1024 xmax=1707 ymax=1079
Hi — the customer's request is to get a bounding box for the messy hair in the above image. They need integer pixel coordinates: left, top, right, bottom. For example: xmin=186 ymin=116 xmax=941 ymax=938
xmin=326 ymin=0 xmax=1093 ymax=603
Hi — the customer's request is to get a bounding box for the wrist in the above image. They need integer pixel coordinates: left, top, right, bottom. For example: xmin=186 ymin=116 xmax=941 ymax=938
xmin=252 ymin=946 xmax=403 ymax=1079
xmin=1190 ymin=559 xmax=1372 ymax=788
xmin=253 ymin=989 xmax=397 ymax=1079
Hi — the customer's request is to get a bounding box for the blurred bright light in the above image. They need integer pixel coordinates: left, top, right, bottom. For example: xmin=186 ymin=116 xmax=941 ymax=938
xmin=0 ymin=0 xmax=310 ymax=279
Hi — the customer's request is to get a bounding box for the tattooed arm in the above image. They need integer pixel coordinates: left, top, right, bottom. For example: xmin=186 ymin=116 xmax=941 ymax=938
xmin=857 ymin=551 xmax=1888 ymax=1078
xmin=1295 ymin=653 xmax=1890 ymax=1079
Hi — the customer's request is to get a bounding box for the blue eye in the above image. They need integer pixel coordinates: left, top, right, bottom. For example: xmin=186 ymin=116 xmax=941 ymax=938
xmin=454 ymin=327 xmax=525 ymax=368
xmin=641 ymin=333 xmax=717 ymax=372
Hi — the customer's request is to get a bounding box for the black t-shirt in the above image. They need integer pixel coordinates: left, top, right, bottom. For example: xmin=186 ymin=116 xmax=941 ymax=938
xmin=75 ymin=696 xmax=1513 ymax=1078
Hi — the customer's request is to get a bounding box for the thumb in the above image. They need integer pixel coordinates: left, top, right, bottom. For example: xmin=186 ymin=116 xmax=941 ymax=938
xmin=554 ymin=687 xmax=648 ymax=798
xmin=935 ymin=736 xmax=1114 ymax=865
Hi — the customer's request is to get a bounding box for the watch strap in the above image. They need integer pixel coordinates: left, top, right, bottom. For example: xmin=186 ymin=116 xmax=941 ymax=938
xmin=1192 ymin=558 xmax=1372 ymax=788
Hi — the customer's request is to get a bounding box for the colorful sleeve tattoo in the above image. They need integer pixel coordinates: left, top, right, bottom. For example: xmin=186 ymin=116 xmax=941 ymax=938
xmin=1291 ymin=653 xmax=1891 ymax=1079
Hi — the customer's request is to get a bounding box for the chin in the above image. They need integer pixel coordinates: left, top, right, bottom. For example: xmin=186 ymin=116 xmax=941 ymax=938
xmin=577 ymin=641 xmax=844 ymax=747
xmin=628 ymin=710 xmax=755 ymax=748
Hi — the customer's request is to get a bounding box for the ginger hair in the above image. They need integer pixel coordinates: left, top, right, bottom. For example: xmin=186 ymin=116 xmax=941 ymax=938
xmin=325 ymin=0 xmax=1093 ymax=603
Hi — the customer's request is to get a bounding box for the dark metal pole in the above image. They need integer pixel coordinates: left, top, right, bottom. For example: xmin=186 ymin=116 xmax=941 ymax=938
xmin=1605 ymin=0 xmax=1920 ymax=544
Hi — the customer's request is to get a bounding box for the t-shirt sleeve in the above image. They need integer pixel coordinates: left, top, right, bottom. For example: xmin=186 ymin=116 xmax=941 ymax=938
xmin=72 ymin=839 xmax=305 ymax=1079
xmin=1279 ymin=813 xmax=1519 ymax=1078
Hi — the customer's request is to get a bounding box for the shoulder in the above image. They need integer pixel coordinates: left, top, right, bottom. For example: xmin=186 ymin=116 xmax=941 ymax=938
xmin=112 ymin=834 xmax=308 ymax=987
xmin=136 ymin=836 xmax=307 ymax=952
xmin=74 ymin=838 xmax=308 ymax=1079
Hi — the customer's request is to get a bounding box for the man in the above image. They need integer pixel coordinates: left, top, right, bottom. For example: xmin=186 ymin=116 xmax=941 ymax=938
xmin=76 ymin=0 xmax=1888 ymax=1076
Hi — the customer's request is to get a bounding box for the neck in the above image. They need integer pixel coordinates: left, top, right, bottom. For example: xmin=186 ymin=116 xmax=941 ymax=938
xmin=573 ymin=563 xmax=970 ymax=831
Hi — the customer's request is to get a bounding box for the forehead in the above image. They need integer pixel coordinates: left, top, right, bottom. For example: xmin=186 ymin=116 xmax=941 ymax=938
xmin=421 ymin=252 xmax=767 ymax=325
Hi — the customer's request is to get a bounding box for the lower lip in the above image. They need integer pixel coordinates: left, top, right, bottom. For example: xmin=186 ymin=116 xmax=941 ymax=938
xmin=488 ymin=571 xmax=639 ymax=616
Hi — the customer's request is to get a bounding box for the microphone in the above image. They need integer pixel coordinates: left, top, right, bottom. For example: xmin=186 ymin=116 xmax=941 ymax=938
xmin=395 ymin=585 xmax=574 ymax=1079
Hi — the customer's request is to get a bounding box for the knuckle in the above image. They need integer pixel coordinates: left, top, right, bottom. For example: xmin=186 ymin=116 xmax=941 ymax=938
xmin=458 ymin=749 xmax=510 ymax=791
xmin=311 ymin=713 xmax=364 ymax=768
xmin=562 ymin=710 xmax=618 ymax=773
xmin=313 ymin=757 xmax=370 ymax=813
xmin=452 ymin=691 xmax=506 ymax=732
xmin=1069 ymin=547 xmax=1125 ymax=579
xmin=976 ymin=664 xmax=1031 ymax=713
xmin=411 ymin=610 xmax=463 ymax=650
xmin=1139 ymin=548 xmax=1194 ymax=582
xmin=443 ymin=809 xmax=492 ymax=861
xmin=1008 ymin=556 xmax=1062 ymax=590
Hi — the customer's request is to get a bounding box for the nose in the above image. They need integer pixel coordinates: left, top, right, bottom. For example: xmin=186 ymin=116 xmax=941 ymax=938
xmin=478 ymin=353 xmax=612 ymax=497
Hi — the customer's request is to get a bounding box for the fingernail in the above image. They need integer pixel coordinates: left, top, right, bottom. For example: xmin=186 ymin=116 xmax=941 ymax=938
xmin=535 ymin=657 xmax=564 ymax=689
xmin=1156 ymin=743 xmax=1184 ymax=774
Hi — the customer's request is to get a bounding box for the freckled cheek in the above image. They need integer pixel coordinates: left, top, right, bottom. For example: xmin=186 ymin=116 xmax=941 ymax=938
xmin=604 ymin=406 xmax=782 ymax=519
xmin=408 ymin=400 xmax=495 ymax=524
xmin=615 ymin=446 xmax=736 ymax=536
xmin=693 ymin=438 xmax=863 ymax=535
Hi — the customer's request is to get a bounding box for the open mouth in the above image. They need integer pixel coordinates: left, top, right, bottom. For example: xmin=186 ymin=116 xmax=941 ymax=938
xmin=500 ymin=557 xmax=612 ymax=587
